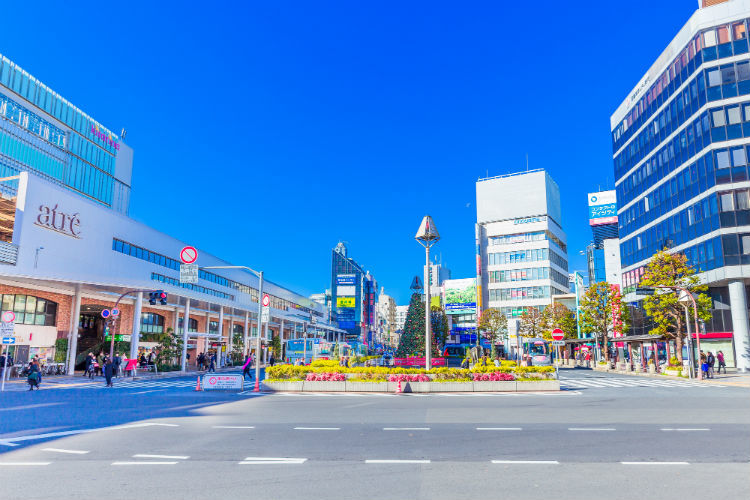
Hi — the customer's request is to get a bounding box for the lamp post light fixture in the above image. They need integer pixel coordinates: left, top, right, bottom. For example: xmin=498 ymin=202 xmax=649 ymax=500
xmin=415 ymin=215 xmax=440 ymax=371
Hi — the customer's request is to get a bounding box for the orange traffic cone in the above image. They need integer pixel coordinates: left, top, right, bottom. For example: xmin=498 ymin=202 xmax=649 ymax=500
xmin=194 ymin=376 xmax=202 ymax=391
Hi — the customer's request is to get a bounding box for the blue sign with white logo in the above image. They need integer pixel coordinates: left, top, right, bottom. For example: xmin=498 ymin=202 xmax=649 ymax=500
xmin=1 ymin=337 xmax=15 ymax=344
xmin=336 ymin=274 xmax=356 ymax=285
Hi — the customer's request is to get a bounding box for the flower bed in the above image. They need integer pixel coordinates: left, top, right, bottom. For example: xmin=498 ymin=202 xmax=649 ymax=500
xmin=471 ymin=372 xmax=515 ymax=382
xmin=306 ymin=372 xmax=346 ymax=382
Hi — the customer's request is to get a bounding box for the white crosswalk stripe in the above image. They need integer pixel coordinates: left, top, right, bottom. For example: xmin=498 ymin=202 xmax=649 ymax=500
xmin=56 ymin=379 xmax=199 ymax=390
xmin=560 ymin=377 xmax=723 ymax=389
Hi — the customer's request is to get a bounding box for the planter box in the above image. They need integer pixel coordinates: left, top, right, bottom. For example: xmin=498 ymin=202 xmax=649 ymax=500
xmin=302 ymin=381 xmax=346 ymax=392
xmin=345 ymin=382 xmax=389 ymax=392
xmin=515 ymin=380 xmax=560 ymax=392
xmin=262 ymin=381 xmax=303 ymax=392
xmin=663 ymin=369 xmax=681 ymax=377
xmin=402 ymin=381 xmax=431 ymax=393
xmin=428 ymin=382 xmax=473 ymax=392
xmin=472 ymin=381 xmax=516 ymax=392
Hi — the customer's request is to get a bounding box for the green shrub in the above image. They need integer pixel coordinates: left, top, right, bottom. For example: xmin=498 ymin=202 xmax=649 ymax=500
xmin=54 ymin=338 xmax=68 ymax=362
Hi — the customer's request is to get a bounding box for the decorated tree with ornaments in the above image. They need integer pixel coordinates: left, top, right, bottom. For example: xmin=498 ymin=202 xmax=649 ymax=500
xmin=395 ymin=293 xmax=440 ymax=358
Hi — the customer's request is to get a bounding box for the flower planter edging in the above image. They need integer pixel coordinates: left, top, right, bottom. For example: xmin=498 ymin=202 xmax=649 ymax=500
xmin=262 ymin=381 xmax=304 ymax=392
xmin=472 ymin=381 xmax=516 ymax=392
xmin=515 ymin=380 xmax=560 ymax=392
xmin=303 ymin=381 xmax=346 ymax=392
xmin=428 ymin=382 xmax=473 ymax=392
xmin=346 ymin=382 xmax=389 ymax=392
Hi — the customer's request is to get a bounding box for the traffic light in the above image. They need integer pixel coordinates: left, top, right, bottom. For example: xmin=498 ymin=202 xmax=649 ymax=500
xmin=149 ymin=290 xmax=168 ymax=305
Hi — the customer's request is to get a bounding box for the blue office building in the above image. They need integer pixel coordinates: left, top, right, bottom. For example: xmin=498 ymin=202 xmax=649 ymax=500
xmin=612 ymin=0 xmax=750 ymax=369
xmin=331 ymin=242 xmax=378 ymax=343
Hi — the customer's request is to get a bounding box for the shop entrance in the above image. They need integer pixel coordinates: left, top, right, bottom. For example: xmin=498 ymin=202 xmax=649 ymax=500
xmin=75 ymin=304 xmax=108 ymax=367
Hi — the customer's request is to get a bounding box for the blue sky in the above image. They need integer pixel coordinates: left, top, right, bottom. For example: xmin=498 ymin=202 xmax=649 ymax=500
xmin=1 ymin=0 xmax=698 ymax=304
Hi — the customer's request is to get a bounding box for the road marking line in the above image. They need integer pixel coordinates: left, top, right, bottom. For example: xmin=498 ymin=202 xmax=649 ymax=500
xmin=212 ymin=426 xmax=256 ymax=429
xmin=0 ymin=403 xmax=63 ymax=412
xmin=660 ymin=428 xmax=710 ymax=432
xmin=366 ymin=459 xmax=430 ymax=464
xmin=238 ymin=457 xmax=307 ymax=465
xmin=492 ymin=460 xmax=559 ymax=464
xmin=0 ymin=462 xmax=51 ymax=466
xmin=476 ymin=427 xmax=522 ymax=431
xmin=294 ymin=427 xmax=340 ymax=430
xmin=112 ymin=461 xmax=179 ymax=465
xmin=42 ymin=448 xmax=89 ymax=454
xmin=621 ymin=462 xmax=689 ymax=465
xmin=133 ymin=454 xmax=189 ymax=460
xmin=383 ymin=427 xmax=430 ymax=431
xmin=130 ymin=390 xmax=166 ymax=395
xmin=568 ymin=428 xmax=616 ymax=431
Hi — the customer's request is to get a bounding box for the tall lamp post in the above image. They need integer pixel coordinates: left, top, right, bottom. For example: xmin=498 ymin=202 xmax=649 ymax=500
xmin=415 ymin=215 xmax=440 ymax=371
xmin=202 ymin=265 xmax=264 ymax=391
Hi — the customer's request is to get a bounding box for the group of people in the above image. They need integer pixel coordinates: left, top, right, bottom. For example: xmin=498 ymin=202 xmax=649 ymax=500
xmin=83 ymin=351 xmax=125 ymax=387
xmin=196 ymin=352 xmax=217 ymax=372
xmin=700 ymin=350 xmax=726 ymax=379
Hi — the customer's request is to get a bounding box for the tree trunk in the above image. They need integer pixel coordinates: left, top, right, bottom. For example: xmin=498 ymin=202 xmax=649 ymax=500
xmin=674 ymin=335 xmax=684 ymax=363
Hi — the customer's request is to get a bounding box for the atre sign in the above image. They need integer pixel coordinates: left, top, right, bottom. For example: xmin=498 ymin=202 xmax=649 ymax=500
xmin=35 ymin=203 xmax=81 ymax=239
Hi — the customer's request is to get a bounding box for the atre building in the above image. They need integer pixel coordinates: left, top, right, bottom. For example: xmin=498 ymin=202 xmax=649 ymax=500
xmin=612 ymin=0 xmax=750 ymax=370
xmin=0 ymin=53 xmax=341 ymax=370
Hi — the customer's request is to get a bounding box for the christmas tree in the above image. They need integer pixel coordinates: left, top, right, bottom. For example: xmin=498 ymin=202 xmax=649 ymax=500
xmin=395 ymin=293 xmax=441 ymax=358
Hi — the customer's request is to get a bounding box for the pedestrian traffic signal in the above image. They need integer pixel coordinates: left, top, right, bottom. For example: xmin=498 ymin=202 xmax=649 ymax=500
xmin=149 ymin=290 xmax=168 ymax=305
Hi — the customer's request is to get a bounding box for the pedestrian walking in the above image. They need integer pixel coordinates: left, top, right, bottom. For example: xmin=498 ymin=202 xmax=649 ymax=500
xmin=113 ymin=352 xmax=122 ymax=377
xmin=27 ymin=359 xmax=41 ymax=390
xmin=84 ymin=352 xmax=95 ymax=378
xmin=104 ymin=357 xmax=114 ymax=387
xmin=269 ymin=353 xmax=275 ymax=367
xmin=707 ymin=351 xmax=715 ymax=379
xmin=717 ymin=351 xmax=727 ymax=374
xmin=584 ymin=351 xmax=591 ymax=368
xmin=242 ymin=354 xmax=253 ymax=380
xmin=700 ymin=351 xmax=708 ymax=378
xmin=208 ymin=353 xmax=216 ymax=373
xmin=147 ymin=349 xmax=156 ymax=369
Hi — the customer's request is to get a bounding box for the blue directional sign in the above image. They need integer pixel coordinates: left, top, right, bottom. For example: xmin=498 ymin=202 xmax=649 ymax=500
xmin=2 ymin=337 xmax=16 ymax=344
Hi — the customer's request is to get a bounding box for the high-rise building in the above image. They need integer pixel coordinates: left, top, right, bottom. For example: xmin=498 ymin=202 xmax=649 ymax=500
xmin=394 ymin=305 xmax=409 ymax=332
xmin=0 ymin=54 xmax=133 ymax=214
xmin=611 ymin=0 xmax=750 ymax=369
xmin=424 ymin=261 xmax=451 ymax=298
xmin=330 ymin=242 xmax=378 ymax=343
xmin=377 ymin=288 xmax=397 ymax=346
xmin=475 ymin=169 xmax=570 ymax=337
xmin=586 ymin=190 xmax=622 ymax=286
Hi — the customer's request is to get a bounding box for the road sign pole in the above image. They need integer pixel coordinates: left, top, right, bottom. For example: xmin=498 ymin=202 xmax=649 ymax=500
xmin=0 ymin=344 xmax=6 ymax=392
xmin=254 ymin=271 xmax=264 ymax=392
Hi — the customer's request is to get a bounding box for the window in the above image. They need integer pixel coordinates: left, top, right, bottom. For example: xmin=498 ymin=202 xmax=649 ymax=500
xmin=716 ymin=150 xmax=731 ymax=169
xmin=737 ymin=190 xmax=750 ymax=210
xmin=738 ymin=61 xmax=750 ymax=81
xmin=720 ymin=192 xmax=735 ymax=212
xmin=0 ymin=294 xmax=56 ymax=326
xmin=733 ymin=22 xmax=747 ymax=41
xmin=727 ymin=106 xmax=742 ymax=124
xmin=741 ymin=234 xmax=750 ymax=255
xmin=732 ymin=147 xmax=747 ymax=166
xmin=140 ymin=312 xmax=165 ymax=334
xmin=708 ymin=68 xmax=721 ymax=86
xmin=712 ymin=109 xmax=727 ymax=126
xmin=704 ymin=29 xmax=717 ymax=47
xmin=178 ymin=317 xmax=198 ymax=333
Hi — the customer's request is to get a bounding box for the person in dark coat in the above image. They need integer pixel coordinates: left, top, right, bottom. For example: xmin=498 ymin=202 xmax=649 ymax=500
xmin=84 ymin=352 xmax=94 ymax=378
xmin=208 ymin=353 xmax=216 ymax=373
xmin=104 ymin=358 xmax=114 ymax=387
xmin=113 ymin=353 xmax=122 ymax=378
xmin=27 ymin=360 xmax=41 ymax=390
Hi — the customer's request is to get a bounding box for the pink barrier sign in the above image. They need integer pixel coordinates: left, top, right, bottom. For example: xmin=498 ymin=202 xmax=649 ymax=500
xmin=393 ymin=357 xmax=446 ymax=367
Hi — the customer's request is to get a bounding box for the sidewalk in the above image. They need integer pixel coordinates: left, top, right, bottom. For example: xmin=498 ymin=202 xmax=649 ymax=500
xmin=0 ymin=365 xmax=268 ymax=389
xmin=577 ymin=364 xmax=750 ymax=388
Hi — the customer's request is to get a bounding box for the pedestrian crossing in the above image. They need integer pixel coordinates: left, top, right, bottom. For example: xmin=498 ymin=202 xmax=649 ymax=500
xmin=560 ymin=377 xmax=724 ymax=389
xmin=55 ymin=379 xmax=199 ymax=391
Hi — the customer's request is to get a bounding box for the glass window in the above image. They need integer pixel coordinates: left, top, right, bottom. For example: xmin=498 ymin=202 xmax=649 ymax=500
xmin=718 ymin=25 xmax=731 ymax=44
xmin=722 ymin=65 xmax=737 ymax=84
xmin=2 ymin=294 xmax=13 ymax=312
xmin=737 ymin=190 xmax=750 ymax=210
xmin=720 ymin=192 xmax=735 ymax=211
xmin=738 ymin=61 xmax=750 ymax=81
xmin=733 ymin=22 xmax=747 ymax=40
xmin=707 ymin=68 xmax=721 ymax=86
xmin=728 ymin=106 xmax=742 ymax=124
xmin=712 ymin=109 xmax=727 ymax=126
xmin=742 ymin=234 xmax=750 ymax=255
xmin=717 ymin=150 xmax=731 ymax=169
xmin=732 ymin=147 xmax=747 ymax=166
xmin=704 ymin=29 xmax=717 ymax=47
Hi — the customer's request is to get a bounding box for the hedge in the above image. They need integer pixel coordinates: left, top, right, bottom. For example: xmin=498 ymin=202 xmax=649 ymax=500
xmin=265 ymin=364 xmax=555 ymax=381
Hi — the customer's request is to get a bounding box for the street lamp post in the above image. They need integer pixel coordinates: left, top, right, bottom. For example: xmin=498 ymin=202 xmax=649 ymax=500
xmin=415 ymin=215 xmax=440 ymax=371
xmin=637 ymin=285 xmax=702 ymax=380
xmin=202 ymin=265 xmax=264 ymax=391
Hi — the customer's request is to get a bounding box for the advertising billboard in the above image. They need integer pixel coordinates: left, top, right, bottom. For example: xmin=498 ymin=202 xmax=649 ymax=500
xmin=336 ymin=274 xmax=356 ymax=285
xmin=337 ymin=285 xmax=356 ymax=296
xmin=336 ymin=297 xmax=355 ymax=308
xmin=443 ymin=278 xmax=477 ymax=315
xmin=588 ymin=190 xmax=618 ymax=226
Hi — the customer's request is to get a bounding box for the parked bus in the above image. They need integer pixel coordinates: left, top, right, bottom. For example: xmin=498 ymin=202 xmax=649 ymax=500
xmin=284 ymin=338 xmax=335 ymax=364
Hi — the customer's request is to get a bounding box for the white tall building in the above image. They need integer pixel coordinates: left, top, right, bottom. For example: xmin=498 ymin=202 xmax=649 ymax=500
xmin=377 ymin=289 xmax=397 ymax=346
xmin=394 ymin=305 xmax=409 ymax=332
xmin=475 ymin=169 xmax=570 ymax=337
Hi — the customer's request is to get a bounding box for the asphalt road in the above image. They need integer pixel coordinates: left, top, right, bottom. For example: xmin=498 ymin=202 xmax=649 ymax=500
xmin=0 ymin=368 xmax=748 ymax=500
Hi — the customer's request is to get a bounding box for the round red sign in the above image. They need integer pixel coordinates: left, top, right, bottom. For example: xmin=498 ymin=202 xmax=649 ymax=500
xmin=2 ymin=311 xmax=15 ymax=323
xmin=262 ymin=294 xmax=270 ymax=307
xmin=180 ymin=246 xmax=198 ymax=264
xmin=551 ymin=328 xmax=564 ymax=341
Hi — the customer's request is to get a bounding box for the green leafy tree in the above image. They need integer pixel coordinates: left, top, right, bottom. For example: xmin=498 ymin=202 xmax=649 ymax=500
xmin=541 ymin=303 xmax=577 ymax=340
xmin=518 ymin=308 xmax=544 ymax=338
xmin=477 ymin=308 xmax=508 ymax=358
xmin=430 ymin=305 xmax=449 ymax=353
xmin=231 ymin=332 xmax=244 ymax=363
xmin=396 ymin=293 xmax=440 ymax=358
xmin=640 ymin=250 xmax=712 ymax=363
xmin=579 ymin=282 xmax=630 ymax=361
xmin=156 ymin=327 xmax=183 ymax=368
xmin=271 ymin=333 xmax=282 ymax=359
